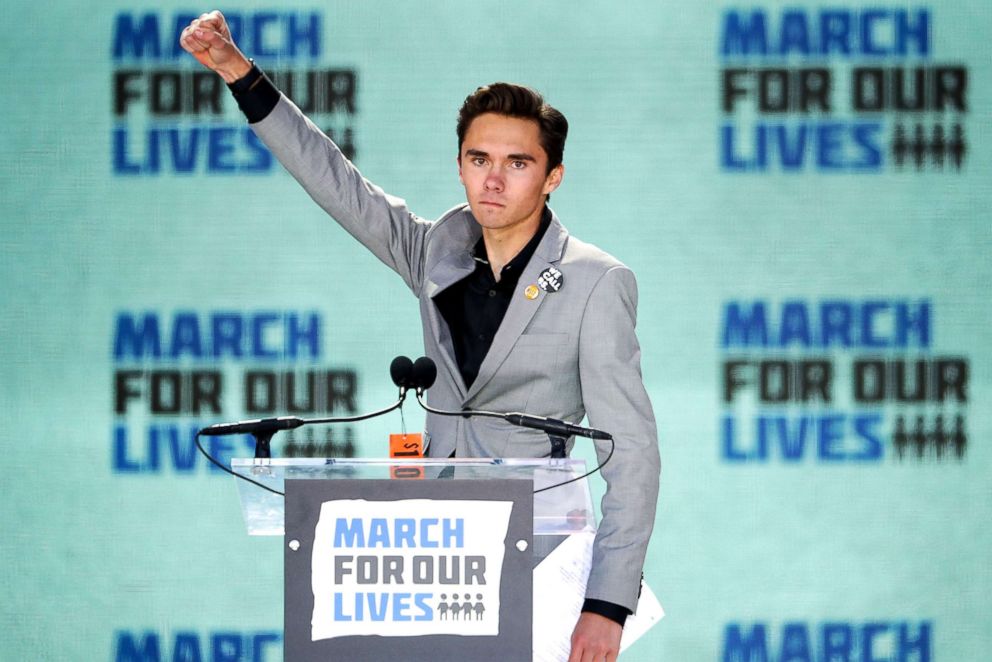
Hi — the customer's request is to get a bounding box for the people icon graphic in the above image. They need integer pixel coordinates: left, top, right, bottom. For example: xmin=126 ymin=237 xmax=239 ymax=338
xmin=437 ymin=593 xmax=487 ymax=622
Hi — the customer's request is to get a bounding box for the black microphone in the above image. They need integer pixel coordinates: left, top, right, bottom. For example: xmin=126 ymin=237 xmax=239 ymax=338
xmin=411 ymin=355 xmax=437 ymax=393
xmin=504 ymin=413 xmax=612 ymax=441
xmin=199 ymin=416 xmax=304 ymax=437
xmin=390 ymin=355 xmax=415 ymax=389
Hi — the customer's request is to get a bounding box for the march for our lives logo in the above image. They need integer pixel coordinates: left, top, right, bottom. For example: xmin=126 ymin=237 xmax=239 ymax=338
xmin=111 ymin=310 xmax=359 ymax=475
xmin=721 ymin=620 xmax=933 ymax=662
xmin=310 ymin=499 xmax=512 ymax=639
xmin=111 ymin=11 xmax=358 ymax=175
xmin=719 ymin=299 xmax=969 ymax=464
xmin=718 ymin=7 xmax=970 ymax=172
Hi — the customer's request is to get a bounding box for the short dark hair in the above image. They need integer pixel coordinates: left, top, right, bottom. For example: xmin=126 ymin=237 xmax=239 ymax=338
xmin=456 ymin=82 xmax=568 ymax=174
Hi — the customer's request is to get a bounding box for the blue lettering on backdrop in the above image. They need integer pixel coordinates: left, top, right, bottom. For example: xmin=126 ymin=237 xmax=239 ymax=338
xmin=114 ymin=311 xmax=163 ymax=359
xmin=114 ymin=629 xmax=281 ymax=662
xmin=113 ymin=312 xmax=322 ymax=361
xmin=719 ymin=9 xmax=931 ymax=58
xmin=723 ymin=622 xmax=769 ymax=661
xmin=113 ymin=424 xmax=256 ymax=474
xmin=780 ymin=622 xmax=812 ymax=661
xmin=721 ymin=621 xmax=932 ymax=662
xmin=720 ymin=300 xmax=932 ymax=349
xmin=250 ymin=313 xmax=281 ymax=360
xmin=721 ymin=122 xmax=883 ymax=172
xmin=113 ymin=126 xmax=273 ymax=175
xmin=716 ymin=9 xmax=966 ymax=176
xmin=721 ymin=412 xmax=884 ymax=462
xmin=717 ymin=299 xmax=944 ymax=465
xmin=109 ymin=310 xmax=358 ymax=476
xmin=112 ymin=12 xmax=322 ymax=61
xmin=112 ymin=14 xmax=162 ymax=60
xmin=110 ymin=11 xmax=340 ymax=176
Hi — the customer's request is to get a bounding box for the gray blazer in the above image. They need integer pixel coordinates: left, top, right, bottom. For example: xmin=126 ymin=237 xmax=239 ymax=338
xmin=253 ymin=95 xmax=660 ymax=612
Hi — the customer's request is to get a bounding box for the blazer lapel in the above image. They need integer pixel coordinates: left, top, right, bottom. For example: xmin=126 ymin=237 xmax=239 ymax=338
xmin=465 ymin=216 xmax=569 ymax=402
xmin=424 ymin=250 xmax=477 ymax=398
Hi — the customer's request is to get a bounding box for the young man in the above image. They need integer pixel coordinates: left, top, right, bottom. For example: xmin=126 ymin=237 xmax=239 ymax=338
xmin=182 ymin=11 xmax=660 ymax=660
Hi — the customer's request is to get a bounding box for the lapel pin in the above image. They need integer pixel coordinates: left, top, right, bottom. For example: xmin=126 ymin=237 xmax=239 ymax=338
xmin=524 ymin=285 xmax=540 ymax=300
xmin=537 ymin=267 xmax=563 ymax=293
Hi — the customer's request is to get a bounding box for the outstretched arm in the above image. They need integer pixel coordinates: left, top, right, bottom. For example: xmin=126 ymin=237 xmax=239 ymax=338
xmin=178 ymin=10 xmax=432 ymax=295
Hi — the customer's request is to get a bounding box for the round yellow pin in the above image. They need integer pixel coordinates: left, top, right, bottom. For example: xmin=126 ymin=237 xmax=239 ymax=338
xmin=524 ymin=285 xmax=539 ymax=300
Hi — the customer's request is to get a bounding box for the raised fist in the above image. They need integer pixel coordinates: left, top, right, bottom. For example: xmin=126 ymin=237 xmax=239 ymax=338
xmin=179 ymin=10 xmax=251 ymax=83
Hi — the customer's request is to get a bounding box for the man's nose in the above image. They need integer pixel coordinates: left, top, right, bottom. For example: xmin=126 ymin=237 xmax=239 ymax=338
xmin=484 ymin=169 xmax=504 ymax=191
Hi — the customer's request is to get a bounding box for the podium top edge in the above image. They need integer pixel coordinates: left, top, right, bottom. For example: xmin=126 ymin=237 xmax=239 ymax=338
xmin=230 ymin=457 xmax=587 ymax=468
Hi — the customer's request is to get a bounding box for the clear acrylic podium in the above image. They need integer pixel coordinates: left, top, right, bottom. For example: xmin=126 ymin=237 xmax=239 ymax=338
xmin=230 ymin=457 xmax=596 ymax=661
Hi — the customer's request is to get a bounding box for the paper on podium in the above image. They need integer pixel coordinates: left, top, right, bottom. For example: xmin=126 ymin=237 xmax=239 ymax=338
xmin=533 ymin=532 xmax=664 ymax=660
xmin=620 ymin=581 xmax=665 ymax=653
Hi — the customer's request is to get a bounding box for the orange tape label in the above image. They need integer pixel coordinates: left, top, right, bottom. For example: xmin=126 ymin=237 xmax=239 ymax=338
xmin=389 ymin=433 xmax=423 ymax=458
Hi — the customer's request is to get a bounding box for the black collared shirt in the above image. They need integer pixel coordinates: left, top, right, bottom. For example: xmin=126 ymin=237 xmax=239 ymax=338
xmin=433 ymin=209 xmax=551 ymax=389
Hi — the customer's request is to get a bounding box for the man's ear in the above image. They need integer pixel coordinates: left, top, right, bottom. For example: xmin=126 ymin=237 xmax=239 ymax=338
xmin=543 ymin=163 xmax=564 ymax=196
xmin=456 ymin=155 xmax=464 ymax=185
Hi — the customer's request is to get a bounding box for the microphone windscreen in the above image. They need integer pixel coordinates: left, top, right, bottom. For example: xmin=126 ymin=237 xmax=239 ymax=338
xmin=412 ymin=356 xmax=438 ymax=390
xmin=390 ymin=355 xmax=414 ymax=387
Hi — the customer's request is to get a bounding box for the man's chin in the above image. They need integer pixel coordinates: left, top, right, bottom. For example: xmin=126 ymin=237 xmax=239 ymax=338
xmin=470 ymin=205 xmax=507 ymax=226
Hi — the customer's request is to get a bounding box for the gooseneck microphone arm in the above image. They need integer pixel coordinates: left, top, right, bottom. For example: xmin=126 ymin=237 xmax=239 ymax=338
xmin=194 ymin=357 xmax=420 ymax=496
xmin=414 ymin=389 xmax=616 ymax=493
xmin=197 ymin=355 xmax=417 ymax=459
xmin=193 ymin=392 xmax=410 ymax=497
xmin=413 ymin=391 xmax=612 ymax=453
xmin=414 ymin=392 xmax=506 ymax=421
xmin=409 ymin=357 xmax=613 ymax=448
xmin=197 ymin=389 xmax=408 ymax=458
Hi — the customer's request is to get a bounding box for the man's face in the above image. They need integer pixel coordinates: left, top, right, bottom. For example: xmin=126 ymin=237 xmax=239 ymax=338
xmin=458 ymin=113 xmax=563 ymax=235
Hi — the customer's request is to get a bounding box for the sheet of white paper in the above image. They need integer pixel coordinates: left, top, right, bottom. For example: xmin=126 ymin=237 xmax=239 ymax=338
xmin=532 ymin=532 xmax=664 ymax=660
xmin=533 ymin=532 xmax=594 ymax=662
xmin=619 ymin=582 xmax=665 ymax=653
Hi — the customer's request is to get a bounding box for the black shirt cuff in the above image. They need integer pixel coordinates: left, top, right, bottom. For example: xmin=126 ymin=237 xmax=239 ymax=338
xmin=227 ymin=62 xmax=280 ymax=124
xmin=581 ymin=598 xmax=630 ymax=627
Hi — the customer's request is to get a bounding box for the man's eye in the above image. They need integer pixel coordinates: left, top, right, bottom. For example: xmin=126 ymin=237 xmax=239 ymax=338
xmin=510 ymin=160 xmax=526 ymax=169
xmin=472 ymin=157 xmax=487 ymax=166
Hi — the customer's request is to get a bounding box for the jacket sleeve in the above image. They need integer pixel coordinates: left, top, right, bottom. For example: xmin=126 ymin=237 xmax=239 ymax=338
xmin=249 ymin=93 xmax=431 ymax=295
xmin=577 ymin=265 xmax=661 ymax=611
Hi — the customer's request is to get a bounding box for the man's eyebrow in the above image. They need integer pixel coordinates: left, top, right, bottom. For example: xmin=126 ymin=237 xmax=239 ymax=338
xmin=463 ymin=148 xmax=537 ymax=163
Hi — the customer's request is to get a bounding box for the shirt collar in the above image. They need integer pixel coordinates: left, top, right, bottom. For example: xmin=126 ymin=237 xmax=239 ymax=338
xmin=471 ymin=206 xmax=553 ymax=276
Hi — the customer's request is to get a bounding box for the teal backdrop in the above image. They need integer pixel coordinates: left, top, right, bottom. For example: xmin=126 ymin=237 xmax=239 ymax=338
xmin=1 ymin=1 xmax=989 ymax=660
